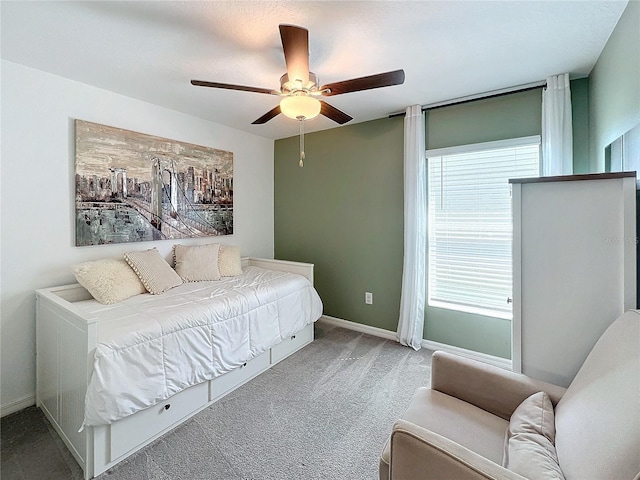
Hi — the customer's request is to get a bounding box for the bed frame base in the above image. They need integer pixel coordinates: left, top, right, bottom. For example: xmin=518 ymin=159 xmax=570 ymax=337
xmin=36 ymin=258 xmax=315 ymax=479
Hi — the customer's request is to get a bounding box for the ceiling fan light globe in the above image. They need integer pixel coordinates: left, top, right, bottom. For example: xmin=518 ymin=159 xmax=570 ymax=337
xmin=280 ymin=95 xmax=321 ymax=120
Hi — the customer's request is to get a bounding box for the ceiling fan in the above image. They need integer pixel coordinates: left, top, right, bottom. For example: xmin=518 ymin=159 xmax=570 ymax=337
xmin=190 ymin=24 xmax=405 ymax=126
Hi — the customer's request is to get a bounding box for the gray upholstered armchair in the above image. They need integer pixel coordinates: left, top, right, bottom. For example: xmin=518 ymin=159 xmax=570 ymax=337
xmin=380 ymin=310 xmax=640 ymax=480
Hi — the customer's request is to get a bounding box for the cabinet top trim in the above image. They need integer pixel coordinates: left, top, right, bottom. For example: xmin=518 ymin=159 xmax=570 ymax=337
xmin=509 ymin=171 xmax=636 ymax=184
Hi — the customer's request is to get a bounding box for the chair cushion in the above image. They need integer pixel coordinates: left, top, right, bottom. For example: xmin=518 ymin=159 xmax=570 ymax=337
xmin=554 ymin=310 xmax=640 ymax=480
xmin=504 ymin=392 xmax=564 ymax=479
xmin=381 ymin=387 xmax=509 ymax=474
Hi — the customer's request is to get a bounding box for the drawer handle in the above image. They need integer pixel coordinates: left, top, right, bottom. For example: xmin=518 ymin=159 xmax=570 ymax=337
xmin=164 ymin=404 xmax=171 ymax=411
xmin=291 ymin=335 xmax=296 ymax=340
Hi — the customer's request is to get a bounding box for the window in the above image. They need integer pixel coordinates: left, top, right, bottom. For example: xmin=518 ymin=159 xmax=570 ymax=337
xmin=427 ymin=136 xmax=540 ymax=319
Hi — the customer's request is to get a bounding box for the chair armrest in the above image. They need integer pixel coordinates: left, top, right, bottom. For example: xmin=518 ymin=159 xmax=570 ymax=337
xmin=430 ymin=351 xmax=567 ymax=420
xmin=390 ymin=419 xmax=527 ymax=480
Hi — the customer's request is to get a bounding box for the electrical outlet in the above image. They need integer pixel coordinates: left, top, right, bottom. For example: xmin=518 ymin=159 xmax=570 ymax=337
xmin=365 ymin=292 xmax=373 ymax=304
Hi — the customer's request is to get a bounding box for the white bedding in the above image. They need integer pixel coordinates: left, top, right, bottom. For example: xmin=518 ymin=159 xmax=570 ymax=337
xmin=79 ymin=266 xmax=323 ymax=426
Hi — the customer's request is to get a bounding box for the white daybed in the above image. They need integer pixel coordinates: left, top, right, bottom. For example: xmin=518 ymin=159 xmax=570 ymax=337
xmin=36 ymin=257 xmax=322 ymax=480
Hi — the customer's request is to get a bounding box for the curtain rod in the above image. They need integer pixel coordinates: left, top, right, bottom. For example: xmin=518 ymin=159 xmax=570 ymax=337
xmin=388 ymin=80 xmax=547 ymax=118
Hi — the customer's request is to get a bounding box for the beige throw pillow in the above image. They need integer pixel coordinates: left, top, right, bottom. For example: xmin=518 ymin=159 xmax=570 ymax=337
xmin=73 ymin=259 xmax=146 ymax=304
xmin=504 ymin=391 xmax=565 ymax=480
xmin=124 ymin=248 xmax=183 ymax=294
xmin=218 ymin=244 xmax=243 ymax=277
xmin=173 ymin=243 xmax=221 ymax=282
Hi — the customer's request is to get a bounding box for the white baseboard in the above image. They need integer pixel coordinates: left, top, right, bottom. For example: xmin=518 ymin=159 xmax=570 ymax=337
xmin=1 ymin=394 xmax=36 ymax=418
xmin=318 ymin=315 xmax=512 ymax=370
xmin=319 ymin=315 xmax=398 ymax=341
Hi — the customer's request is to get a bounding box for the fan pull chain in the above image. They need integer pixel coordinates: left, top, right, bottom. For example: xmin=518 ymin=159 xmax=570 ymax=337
xmin=298 ymin=116 xmax=305 ymax=167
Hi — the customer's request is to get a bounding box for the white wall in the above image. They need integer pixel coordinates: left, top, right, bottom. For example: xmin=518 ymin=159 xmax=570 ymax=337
xmin=0 ymin=60 xmax=275 ymax=414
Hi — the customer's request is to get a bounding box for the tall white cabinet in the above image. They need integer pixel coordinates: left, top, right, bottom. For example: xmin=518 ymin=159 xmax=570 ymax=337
xmin=511 ymin=172 xmax=636 ymax=387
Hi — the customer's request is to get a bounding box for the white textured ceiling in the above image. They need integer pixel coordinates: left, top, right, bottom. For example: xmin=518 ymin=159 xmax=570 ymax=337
xmin=1 ymin=1 xmax=628 ymax=140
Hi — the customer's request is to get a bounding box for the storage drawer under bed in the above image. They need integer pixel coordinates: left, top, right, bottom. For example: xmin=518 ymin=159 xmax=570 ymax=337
xmin=271 ymin=323 xmax=314 ymax=364
xmin=209 ymin=350 xmax=271 ymax=401
xmin=109 ymin=380 xmax=209 ymax=462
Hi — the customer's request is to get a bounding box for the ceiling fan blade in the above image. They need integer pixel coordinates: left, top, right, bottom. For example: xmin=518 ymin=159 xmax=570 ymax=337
xmin=279 ymin=24 xmax=309 ymax=85
xmin=251 ymin=105 xmax=282 ymax=125
xmin=191 ymin=80 xmax=276 ymax=95
xmin=320 ymin=101 xmax=353 ymax=125
xmin=320 ymin=69 xmax=405 ymax=96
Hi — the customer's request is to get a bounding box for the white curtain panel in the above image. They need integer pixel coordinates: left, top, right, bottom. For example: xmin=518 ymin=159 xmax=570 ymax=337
xmin=397 ymin=105 xmax=427 ymax=350
xmin=542 ymin=73 xmax=573 ymax=176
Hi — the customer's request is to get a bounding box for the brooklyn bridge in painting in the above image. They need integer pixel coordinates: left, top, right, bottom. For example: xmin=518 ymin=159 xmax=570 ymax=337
xmin=75 ymin=120 xmax=233 ymax=246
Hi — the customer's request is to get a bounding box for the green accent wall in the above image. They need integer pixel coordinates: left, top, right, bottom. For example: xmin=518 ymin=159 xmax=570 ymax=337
xmin=275 ymin=118 xmax=404 ymax=332
xmin=571 ymin=78 xmax=590 ymax=174
xmin=426 ymin=88 xmax=542 ymax=150
xmin=274 ymin=15 xmax=632 ymax=358
xmin=275 ymin=82 xmax=595 ymax=359
xmin=589 ymin=0 xmax=640 ymax=172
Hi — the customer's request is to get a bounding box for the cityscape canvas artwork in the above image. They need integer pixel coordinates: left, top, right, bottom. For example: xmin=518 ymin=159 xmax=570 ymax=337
xmin=75 ymin=120 xmax=233 ymax=246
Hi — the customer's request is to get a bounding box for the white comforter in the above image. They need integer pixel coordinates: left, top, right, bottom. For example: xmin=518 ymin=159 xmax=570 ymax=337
xmin=80 ymin=266 xmax=323 ymax=426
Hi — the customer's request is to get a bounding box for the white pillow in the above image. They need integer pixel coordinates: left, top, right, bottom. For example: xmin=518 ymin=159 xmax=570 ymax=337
xmin=173 ymin=243 xmax=221 ymax=282
xmin=124 ymin=248 xmax=183 ymax=294
xmin=504 ymin=391 xmax=565 ymax=480
xmin=218 ymin=245 xmax=243 ymax=277
xmin=73 ymin=259 xmax=146 ymax=304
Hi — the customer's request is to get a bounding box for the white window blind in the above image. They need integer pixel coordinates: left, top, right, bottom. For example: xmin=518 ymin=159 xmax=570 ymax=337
xmin=427 ymin=137 xmax=540 ymax=319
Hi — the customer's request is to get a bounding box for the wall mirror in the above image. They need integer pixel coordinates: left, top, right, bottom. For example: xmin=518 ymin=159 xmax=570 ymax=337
xmin=606 ymin=121 xmax=640 ymax=188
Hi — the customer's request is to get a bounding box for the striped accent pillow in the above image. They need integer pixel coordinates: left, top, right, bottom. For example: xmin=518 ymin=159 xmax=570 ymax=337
xmin=124 ymin=248 xmax=183 ymax=294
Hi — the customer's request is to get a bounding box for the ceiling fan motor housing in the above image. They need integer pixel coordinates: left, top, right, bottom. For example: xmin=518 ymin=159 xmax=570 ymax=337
xmin=279 ymin=72 xmax=322 ymax=95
